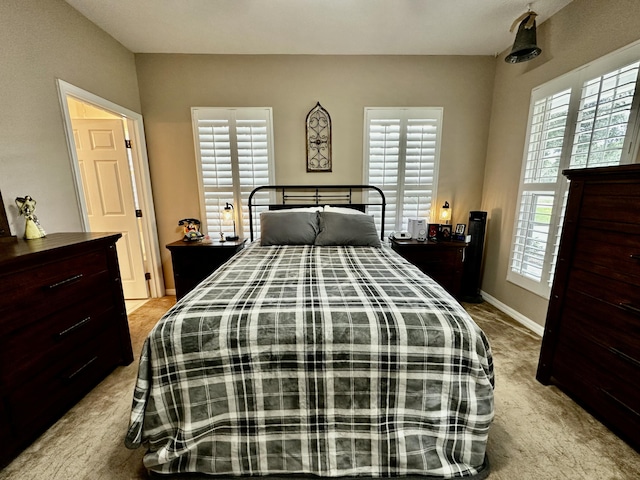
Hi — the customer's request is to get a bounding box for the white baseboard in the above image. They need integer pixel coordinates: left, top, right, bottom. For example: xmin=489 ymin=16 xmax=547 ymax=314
xmin=479 ymin=290 xmax=544 ymax=337
xmin=165 ymin=288 xmax=176 ymax=296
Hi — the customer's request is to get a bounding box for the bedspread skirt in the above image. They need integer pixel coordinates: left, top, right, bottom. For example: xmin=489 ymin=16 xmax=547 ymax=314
xmin=126 ymin=244 xmax=494 ymax=478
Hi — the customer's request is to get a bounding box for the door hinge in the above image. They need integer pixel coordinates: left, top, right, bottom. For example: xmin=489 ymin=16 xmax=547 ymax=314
xmin=135 ymin=209 xmax=143 ymax=218
xmin=145 ymin=272 xmax=151 ymax=280
xmin=125 ymin=139 xmax=132 ymax=148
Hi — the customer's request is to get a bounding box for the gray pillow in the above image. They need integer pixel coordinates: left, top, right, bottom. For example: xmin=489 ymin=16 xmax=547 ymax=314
xmin=315 ymin=212 xmax=381 ymax=247
xmin=260 ymin=210 xmax=320 ymax=245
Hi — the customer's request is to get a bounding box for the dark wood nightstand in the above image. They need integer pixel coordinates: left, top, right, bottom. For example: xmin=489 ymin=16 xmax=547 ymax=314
xmin=389 ymin=238 xmax=467 ymax=298
xmin=166 ymin=238 xmax=247 ymax=300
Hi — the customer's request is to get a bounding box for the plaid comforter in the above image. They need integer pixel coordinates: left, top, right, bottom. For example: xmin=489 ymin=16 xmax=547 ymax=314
xmin=126 ymin=243 xmax=494 ymax=478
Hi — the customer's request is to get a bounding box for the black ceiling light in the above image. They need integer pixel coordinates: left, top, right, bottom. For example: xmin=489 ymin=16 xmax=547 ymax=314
xmin=505 ymin=7 xmax=542 ymax=64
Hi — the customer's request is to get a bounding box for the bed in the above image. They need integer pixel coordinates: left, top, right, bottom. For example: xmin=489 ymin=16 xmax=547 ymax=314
xmin=125 ymin=185 xmax=494 ymax=479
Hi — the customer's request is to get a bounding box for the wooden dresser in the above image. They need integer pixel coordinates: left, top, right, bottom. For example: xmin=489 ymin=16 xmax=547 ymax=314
xmin=537 ymin=164 xmax=640 ymax=451
xmin=389 ymin=238 xmax=467 ymax=298
xmin=0 ymin=232 xmax=134 ymax=466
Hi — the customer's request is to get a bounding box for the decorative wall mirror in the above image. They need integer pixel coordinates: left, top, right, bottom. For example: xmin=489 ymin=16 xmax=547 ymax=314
xmin=0 ymin=190 xmax=12 ymax=237
xmin=306 ymin=102 xmax=332 ymax=172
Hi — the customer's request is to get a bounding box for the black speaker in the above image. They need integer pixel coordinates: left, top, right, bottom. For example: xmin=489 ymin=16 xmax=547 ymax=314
xmin=461 ymin=211 xmax=487 ymax=303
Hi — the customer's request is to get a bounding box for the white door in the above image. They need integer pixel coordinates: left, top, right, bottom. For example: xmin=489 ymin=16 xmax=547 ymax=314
xmin=72 ymin=118 xmax=149 ymax=299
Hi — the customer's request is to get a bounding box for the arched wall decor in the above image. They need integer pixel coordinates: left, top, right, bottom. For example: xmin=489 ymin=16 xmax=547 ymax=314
xmin=306 ymin=102 xmax=332 ymax=172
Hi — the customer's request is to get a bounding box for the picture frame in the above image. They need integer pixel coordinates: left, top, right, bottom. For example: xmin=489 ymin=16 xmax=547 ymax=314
xmin=438 ymin=224 xmax=452 ymax=241
xmin=454 ymin=223 xmax=467 ymax=242
xmin=0 ymin=190 xmax=12 ymax=237
xmin=427 ymin=223 xmax=439 ymax=240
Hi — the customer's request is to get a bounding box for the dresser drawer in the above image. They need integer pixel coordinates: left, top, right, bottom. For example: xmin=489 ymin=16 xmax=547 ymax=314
xmin=551 ymin=343 xmax=640 ymax=448
xmin=0 ymin=251 xmax=111 ymax=332
xmin=0 ymin=291 xmax=116 ymax=386
xmin=580 ymin=182 xmax=640 ymax=225
xmin=572 ymin=226 xmax=640 ymax=285
xmin=566 ymin=269 xmax=640 ymax=331
xmin=7 ymin=324 xmax=122 ymax=438
xmin=556 ymin=316 xmax=640 ymax=410
xmin=561 ymin=288 xmax=640 ymax=361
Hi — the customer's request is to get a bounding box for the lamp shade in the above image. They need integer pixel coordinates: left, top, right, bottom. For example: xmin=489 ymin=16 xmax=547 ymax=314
xmin=223 ymin=203 xmax=233 ymax=222
xmin=439 ymin=201 xmax=451 ymax=224
xmin=223 ymin=202 xmax=239 ymax=241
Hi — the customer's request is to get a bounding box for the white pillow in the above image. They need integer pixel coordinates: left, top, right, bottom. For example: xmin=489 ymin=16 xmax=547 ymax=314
xmin=323 ymin=205 xmax=366 ymax=215
xmin=277 ymin=206 xmax=322 ymax=212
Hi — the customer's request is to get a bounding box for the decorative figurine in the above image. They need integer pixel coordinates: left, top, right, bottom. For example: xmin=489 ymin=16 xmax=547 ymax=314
xmin=178 ymin=218 xmax=205 ymax=242
xmin=15 ymin=195 xmax=46 ymax=240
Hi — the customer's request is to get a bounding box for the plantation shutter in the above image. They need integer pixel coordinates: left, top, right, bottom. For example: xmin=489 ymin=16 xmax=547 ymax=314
xmin=569 ymin=61 xmax=640 ymax=168
xmin=192 ymin=108 xmax=274 ymax=238
xmin=509 ymin=48 xmax=640 ymax=298
xmin=365 ymin=108 xmax=442 ymax=234
xmin=509 ymin=90 xmax=571 ymax=290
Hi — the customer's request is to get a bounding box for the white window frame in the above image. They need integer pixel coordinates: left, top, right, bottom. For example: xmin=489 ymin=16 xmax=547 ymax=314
xmin=508 ymin=40 xmax=640 ymax=299
xmin=191 ymin=107 xmax=275 ymax=239
xmin=363 ymin=107 xmax=443 ymax=235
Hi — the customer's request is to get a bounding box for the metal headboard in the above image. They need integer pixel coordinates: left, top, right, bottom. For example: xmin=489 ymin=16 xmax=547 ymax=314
xmin=248 ymin=185 xmax=386 ymax=241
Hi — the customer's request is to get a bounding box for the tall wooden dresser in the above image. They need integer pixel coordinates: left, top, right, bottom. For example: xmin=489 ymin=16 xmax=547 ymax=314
xmin=0 ymin=232 xmax=134 ymax=466
xmin=537 ymin=164 xmax=640 ymax=451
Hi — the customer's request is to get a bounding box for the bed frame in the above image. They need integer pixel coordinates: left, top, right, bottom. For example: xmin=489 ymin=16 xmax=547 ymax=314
xmin=248 ymin=184 xmax=386 ymax=241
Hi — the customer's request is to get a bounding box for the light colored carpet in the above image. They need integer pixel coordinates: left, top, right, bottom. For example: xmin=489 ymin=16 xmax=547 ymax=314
xmin=1 ymin=297 xmax=638 ymax=479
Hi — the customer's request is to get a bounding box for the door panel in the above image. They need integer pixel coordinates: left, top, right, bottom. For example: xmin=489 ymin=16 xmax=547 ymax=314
xmin=73 ymin=119 xmax=148 ymax=299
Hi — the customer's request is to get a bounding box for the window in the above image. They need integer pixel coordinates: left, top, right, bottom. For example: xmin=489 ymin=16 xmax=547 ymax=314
xmin=364 ymin=108 xmax=443 ymax=235
xmin=191 ymin=107 xmax=275 ymax=238
xmin=508 ymin=42 xmax=640 ymax=298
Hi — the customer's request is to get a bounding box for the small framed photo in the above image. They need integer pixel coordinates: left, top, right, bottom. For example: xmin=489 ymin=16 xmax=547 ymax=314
xmin=438 ymin=224 xmax=452 ymax=241
xmin=428 ymin=223 xmax=439 ymax=240
xmin=455 ymin=223 xmax=466 ymax=235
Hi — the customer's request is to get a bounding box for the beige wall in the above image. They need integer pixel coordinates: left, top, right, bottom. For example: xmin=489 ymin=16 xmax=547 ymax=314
xmin=0 ymin=0 xmax=141 ymax=236
xmin=481 ymin=0 xmax=640 ymax=327
xmin=135 ymin=54 xmax=496 ymax=288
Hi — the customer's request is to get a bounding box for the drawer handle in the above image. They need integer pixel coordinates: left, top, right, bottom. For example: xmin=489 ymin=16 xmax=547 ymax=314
xmin=630 ymin=254 xmax=640 ymax=261
xmin=609 ymin=346 xmax=640 ymax=369
xmin=45 ymin=274 xmax=84 ymax=290
xmin=66 ymin=356 xmax=98 ymax=381
xmin=600 ymin=388 xmax=640 ymax=419
xmin=618 ymin=302 xmax=640 ymax=316
xmin=56 ymin=316 xmax=92 ymax=339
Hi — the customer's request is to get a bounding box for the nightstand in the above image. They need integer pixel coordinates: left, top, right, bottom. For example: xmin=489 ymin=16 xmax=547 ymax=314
xmin=389 ymin=238 xmax=467 ymax=298
xmin=166 ymin=238 xmax=247 ymax=300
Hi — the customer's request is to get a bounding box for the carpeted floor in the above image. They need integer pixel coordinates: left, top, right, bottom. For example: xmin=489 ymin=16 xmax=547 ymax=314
xmin=1 ymin=297 xmax=639 ymax=479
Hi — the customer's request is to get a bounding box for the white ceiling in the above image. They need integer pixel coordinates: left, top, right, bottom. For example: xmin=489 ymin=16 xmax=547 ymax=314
xmin=64 ymin=0 xmax=573 ymax=56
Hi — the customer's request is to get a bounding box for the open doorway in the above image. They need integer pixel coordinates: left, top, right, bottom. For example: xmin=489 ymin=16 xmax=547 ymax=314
xmin=57 ymin=80 xmax=165 ymax=301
